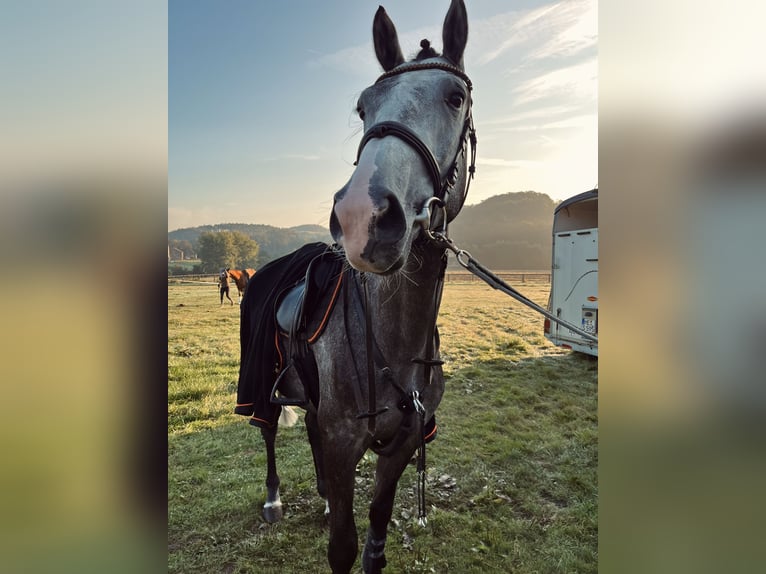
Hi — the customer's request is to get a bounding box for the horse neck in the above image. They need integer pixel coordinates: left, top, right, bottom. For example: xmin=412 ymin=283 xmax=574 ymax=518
xmin=363 ymin=243 xmax=445 ymax=358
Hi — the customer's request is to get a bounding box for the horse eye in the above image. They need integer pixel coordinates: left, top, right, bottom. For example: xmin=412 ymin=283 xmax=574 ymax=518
xmin=447 ymin=92 xmax=465 ymax=108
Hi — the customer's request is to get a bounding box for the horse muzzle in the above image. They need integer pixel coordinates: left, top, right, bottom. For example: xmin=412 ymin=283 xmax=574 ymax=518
xmin=330 ymin=179 xmax=409 ymax=274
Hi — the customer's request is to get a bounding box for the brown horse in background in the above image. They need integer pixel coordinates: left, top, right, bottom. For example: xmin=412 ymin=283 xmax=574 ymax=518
xmin=226 ymin=268 xmax=256 ymax=304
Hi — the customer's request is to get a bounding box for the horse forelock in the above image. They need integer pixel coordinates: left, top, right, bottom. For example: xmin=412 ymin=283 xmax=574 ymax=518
xmin=414 ymin=39 xmax=439 ymax=61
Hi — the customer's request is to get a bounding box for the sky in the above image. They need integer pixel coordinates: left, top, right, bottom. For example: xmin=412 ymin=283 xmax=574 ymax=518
xmin=168 ymin=0 xmax=597 ymax=231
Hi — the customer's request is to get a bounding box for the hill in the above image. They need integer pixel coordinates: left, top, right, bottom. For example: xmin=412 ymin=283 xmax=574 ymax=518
xmin=168 ymin=191 xmax=559 ymax=270
xmin=168 ymin=223 xmax=332 ymax=266
xmin=448 ymin=191 xmax=556 ymax=270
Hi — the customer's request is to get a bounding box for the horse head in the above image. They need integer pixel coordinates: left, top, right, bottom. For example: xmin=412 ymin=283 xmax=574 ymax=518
xmin=330 ymin=0 xmax=474 ymax=274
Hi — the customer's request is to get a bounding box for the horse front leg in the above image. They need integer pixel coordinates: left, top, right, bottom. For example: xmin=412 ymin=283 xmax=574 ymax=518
xmin=363 ymin=439 xmax=419 ymax=574
xmin=305 ymin=410 xmax=329 ymax=516
xmin=323 ymin=435 xmax=363 ymax=573
xmin=260 ymin=425 xmax=283 ymax=523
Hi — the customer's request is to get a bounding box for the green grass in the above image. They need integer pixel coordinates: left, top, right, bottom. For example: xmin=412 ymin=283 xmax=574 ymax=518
xmin=168 ymin=281 xmax=597 ymax=573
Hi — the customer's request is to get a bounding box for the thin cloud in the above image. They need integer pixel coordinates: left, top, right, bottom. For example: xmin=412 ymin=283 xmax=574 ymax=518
xmin=511 ymin=59 xmax=597 ymax=105
xmin=478 ymin=104 xmax=582 ymax=127
xmin=471 ymin=0 xmax=596 ymax=67
xmin=259 ymin=153 xmax=322 ymax=162
xmin=472 ymin=4 xmax=559 ymax=66
xmin=492 ymin=113 xmax=597 ymax=133
xmin=477 ymin=157 xmax=544 ymax=169
xmin=307 ymin=1 xmax=596 ymax=76
xmin=528 ymin=0 xmax=597 ymax=61
xmin=307 ymin=24 xmax=440 ymax=77
xmin=307 ymin=44 xmax=376 ymax=77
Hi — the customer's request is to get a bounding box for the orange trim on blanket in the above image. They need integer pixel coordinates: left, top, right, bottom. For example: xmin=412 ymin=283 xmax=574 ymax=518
xmin=250 ymin=415 xmax=273 ymax=425
xmin=424 ymin=424 xmax=438 ymax=442
xmin=236 ymin=402 xmax=254 ymax=407
xmin=308 ymin=272 xmax=344 ymax=344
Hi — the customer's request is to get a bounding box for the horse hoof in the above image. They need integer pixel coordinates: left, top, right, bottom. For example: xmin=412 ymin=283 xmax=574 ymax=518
xmin=362 ymin=533 xmax=387 ymax=573
xmin=362 ymin=550 xmax=387 ymax=574
xmin=262 ymin=502 xmax=283 ymax=523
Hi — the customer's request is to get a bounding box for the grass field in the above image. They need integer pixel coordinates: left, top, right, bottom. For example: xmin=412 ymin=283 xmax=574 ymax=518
xmin=168 ymin=280 xmax=597 ymax=573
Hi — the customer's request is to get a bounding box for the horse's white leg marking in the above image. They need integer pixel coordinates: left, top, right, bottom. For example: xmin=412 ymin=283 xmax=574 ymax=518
xmin=264 ymin=495 xmax=282 ymax=510
xmin=324 ymin=499 xmax=330 ymax=517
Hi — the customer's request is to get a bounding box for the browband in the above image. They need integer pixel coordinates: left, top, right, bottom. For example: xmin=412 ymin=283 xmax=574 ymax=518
xmin=375 ymin=61 xmax=473 ymax=91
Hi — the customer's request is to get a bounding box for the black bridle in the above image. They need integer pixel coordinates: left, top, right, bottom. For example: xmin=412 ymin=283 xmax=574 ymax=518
xmin=354 ymin=61 xmax=477 ymax=213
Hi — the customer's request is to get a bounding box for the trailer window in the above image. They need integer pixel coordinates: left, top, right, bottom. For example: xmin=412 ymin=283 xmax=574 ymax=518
xmin=553 ymin=198 xmax=598 ymax=233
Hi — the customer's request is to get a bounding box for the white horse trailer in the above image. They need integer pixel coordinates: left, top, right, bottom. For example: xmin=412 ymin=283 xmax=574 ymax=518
xmin=544 ymin=188 xmax=598 ymax=356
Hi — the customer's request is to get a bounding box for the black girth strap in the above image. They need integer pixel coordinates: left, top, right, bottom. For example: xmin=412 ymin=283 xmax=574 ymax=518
xmin=356 ymin=121 xmax=443 ymax=199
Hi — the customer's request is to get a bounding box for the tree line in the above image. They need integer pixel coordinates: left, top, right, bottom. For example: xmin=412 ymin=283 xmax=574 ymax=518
xmin=169 ymin=230 xmax=260 ymax=274
xmin=168 ymin=223 xmax=332 ymax=275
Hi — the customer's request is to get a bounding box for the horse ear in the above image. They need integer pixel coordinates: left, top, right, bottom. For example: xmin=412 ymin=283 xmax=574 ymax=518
xmin=373 ymin=6 xmax=405 ymax=71
xmin=442 ymin=0 xmax=468 ymax=68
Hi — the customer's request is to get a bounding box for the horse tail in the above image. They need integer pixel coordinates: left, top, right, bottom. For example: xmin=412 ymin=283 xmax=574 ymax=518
xmin=278 ymin=406 xmax=299 ymax=427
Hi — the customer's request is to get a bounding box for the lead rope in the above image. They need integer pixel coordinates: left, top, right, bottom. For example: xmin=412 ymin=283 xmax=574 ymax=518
xmin=422 ymin=228 xmax=598 ymax=343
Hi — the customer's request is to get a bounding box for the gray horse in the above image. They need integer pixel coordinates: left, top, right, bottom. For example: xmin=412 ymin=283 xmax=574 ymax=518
xmin=254 ymin=2 xmax=475 ymax=572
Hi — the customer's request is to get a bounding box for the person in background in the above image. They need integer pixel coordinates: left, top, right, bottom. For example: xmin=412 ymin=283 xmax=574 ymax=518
xmin=218 ymin=269 xmax=234 ymax=306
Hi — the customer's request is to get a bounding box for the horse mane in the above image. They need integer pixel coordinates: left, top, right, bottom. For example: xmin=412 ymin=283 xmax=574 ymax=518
xmin=414 ymin=39 xmax=439 ymax=61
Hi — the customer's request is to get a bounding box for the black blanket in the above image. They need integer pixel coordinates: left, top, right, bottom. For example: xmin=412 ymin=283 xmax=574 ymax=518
xmin=234 ymin=242 xmax=342 ymax=428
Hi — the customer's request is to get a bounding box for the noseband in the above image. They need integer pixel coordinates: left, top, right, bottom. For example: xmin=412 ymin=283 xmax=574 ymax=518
xmin=354 ymin=62 xmax=477 ymax=207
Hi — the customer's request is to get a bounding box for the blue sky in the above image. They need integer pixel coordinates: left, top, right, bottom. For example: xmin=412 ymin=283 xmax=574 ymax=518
xmin=169 ymin=0 xmax=597 ymax=231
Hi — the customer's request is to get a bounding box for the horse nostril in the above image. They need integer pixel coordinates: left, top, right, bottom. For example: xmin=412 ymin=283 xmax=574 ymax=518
xmin=329 ymin=186 xmax=348 ymax=243
xmin=329 ymin=207 xmax=342 ymax=242
xmin=372 ymin=191 xmax=406 ymax=244
xmin=376 ymin=194 xmax=391 ymax=213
